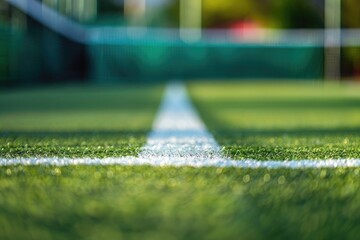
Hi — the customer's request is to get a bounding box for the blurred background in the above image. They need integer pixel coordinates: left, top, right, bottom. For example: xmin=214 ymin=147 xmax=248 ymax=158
xmin=0 ymin=0 xmax=359 ymax=86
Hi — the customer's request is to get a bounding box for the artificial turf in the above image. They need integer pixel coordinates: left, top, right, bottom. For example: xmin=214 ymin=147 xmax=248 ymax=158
xmin=188 ymin=81 xmax=360 ymax=160
xmin=0 ymin=84 xmax=163 ymax=158
xmin=1 ymin=166 xmax=360 ymax=240
xmin=1 ymin=81 xmax=360 ymax=239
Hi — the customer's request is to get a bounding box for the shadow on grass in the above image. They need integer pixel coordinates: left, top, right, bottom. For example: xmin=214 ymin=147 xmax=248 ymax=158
xmin=0 ymin=130 xmax=149 ymax=138
xmin=0 ymin=100 xmax=160 ymax=114
xmin=202 ymin=98 xmax=360 ymax=110
xmin=213 ymin=127 xmax=360 ymax=138
xmin=0 ymin=85 xmax=163 ymax=114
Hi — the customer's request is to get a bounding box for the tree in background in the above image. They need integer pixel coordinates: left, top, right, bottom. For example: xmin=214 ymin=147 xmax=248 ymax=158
xmin=98 ymin=0 xmax=123 ymax=13
xmin=165 ymin=0 xmax=323 ymax=29
xmin=271 ymin=0 xmax=323 ymax=28
xmin=342 ymin=0 xmax=360 ymax=28
xmin=164 ymin=0 xmax=263 ymax=28
xmin=342 ymin=0 xmax=360 ymax=77
xmin=202 ymin=0 xmax=263 ymax=28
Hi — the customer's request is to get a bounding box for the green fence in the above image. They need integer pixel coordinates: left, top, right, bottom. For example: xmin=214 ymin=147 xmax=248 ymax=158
xmin=0 ymin=27 xmax=11 ymax=84
xmin=0 ymin=19 xmax=87 ymax=86
xmin=2 ymin=0 xmax=326 ymax=85
xmin=1 ymin=24 xmax=324 ymax=85
xmin=88 ymin=41 xmax=323 ymax=82
xmin=9 ymin=0 xmax=360 ymax=85
xmin=2 ymin=21 xmax=325 ymax=85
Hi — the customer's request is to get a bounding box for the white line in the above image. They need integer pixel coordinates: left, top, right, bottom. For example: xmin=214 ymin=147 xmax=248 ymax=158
xmin=1 ymin=157 xmax=360 ymax=168
xmin=139 ymin=82 xmax=221 ymax=159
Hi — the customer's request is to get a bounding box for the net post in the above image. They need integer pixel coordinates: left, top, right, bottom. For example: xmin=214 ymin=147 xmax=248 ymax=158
xmin=180 ymin=0 xmax=202 ymax=42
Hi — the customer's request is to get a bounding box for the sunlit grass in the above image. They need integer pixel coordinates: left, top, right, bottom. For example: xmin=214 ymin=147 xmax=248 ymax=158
xmin=0 ymin=84 xmax=163 ymax=157
xmin=189 ymin=81 xmax=360 ymax=160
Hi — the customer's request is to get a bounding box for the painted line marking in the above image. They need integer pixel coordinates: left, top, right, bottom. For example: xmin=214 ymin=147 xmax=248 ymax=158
xmin=1 ymin=157 xmax=360 ymax=168
xmin=139 ymin=82 xmax=222 ymax=159
xmin=1 ymin=82 xmax=360 ymax=169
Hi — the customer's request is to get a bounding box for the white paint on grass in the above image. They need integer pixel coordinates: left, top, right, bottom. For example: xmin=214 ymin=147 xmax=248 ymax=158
xmin=1 ymin=157 xmax=360 ymax=169
xmin=1 ymin=82 xmax=360 ymax=169
xmin=139 ymin=82 xmax=222 ymax=159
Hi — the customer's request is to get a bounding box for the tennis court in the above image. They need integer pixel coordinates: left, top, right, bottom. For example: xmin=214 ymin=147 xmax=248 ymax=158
xmin=1 ymin=0 xmax=360 ymax=239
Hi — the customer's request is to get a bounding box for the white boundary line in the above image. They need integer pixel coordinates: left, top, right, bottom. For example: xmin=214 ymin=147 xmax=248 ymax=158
xmin=1 ymin=157 xmax=360 ymax=169
xmin=139 ymin=82 xmax=222 ymax=159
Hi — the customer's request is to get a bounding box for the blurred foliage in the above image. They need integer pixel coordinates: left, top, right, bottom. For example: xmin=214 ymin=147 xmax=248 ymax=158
xmin=98 ymin=0 xmax=123 ymax=13
xmin=167 ymin=0 xmax=323 ymax=28
xmin=202 ymin=0 xmax=264 ymax=28
xmin=342 ymin=0 xmax=360 ymax=75
xmin=342 ymin=0 xmax=360 ymax=28
xmin=344 ymin=47 xmax=360 ymax=76
xmin=271 ymin=0 xmax=323 ymax=28
xmin=165 ymin=0 xmax=360 ymax=77
xmin=0 ymin=2 xmax=10 ymax=26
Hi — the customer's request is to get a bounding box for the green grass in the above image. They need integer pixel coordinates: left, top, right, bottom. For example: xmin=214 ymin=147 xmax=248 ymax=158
xmin=188 ymin=81 xmax=360 ymax=160
xmin=1 ymin=166 xmax=360 ymax=240
xmin=2 ymin=81 xmax=360 ymax=239
xmin=0 ymin=84 xmax=163 ymax=158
